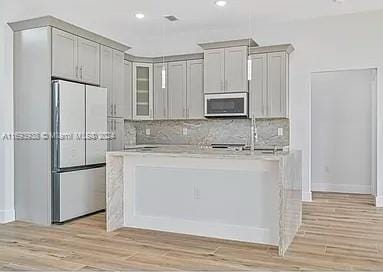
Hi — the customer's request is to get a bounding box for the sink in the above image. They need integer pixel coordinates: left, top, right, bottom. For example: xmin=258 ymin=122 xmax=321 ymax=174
xmin=124 ymin=145 xmax=159 ymax=151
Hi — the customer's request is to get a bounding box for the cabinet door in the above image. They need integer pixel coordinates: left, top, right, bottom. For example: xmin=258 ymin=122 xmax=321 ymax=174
xmin=168 ymin=61 xmax=187 ymax=119
xmin=100 ymin=46 xmax=114 ymax=117
xmin=112 ymin=50 xmax=125 ymax=118
xmin=78 ymin=37 xmax=100 ymax=85
xmin=52 ymin=28 xmax=78 ymax=81
xmin=108 ymin=118 xmax=124 ymax=151
xmin=187 ymin=59 xmax=204 ymax=119
xmin=133 ymin=63 xmax=153 ymax=120
xmin=204 ymin=48 xmax=225 ymax=94
xmin=153 ymin=63 xmax=168 ymax=120
xmin=224 ymin=46 xmax=248 ymax=93
xmin=124 ymin=61 xmax=133 ymax=120
xmin=114 ymin=118 xmax=124 ymax=151
xmin=250 ymin=54 xmax=267 ymax=118
xmin=267 ymin=52 xmax=287 ymax=118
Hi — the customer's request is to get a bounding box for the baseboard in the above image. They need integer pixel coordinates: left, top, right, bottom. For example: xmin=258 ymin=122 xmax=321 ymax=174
xmin=312 ymin=183 xmax=372 ymax=194
xmin=376 ymin=196 xmax=383 ymax=207
xmin=0 ymin=209 xmax=15 ymax=223
xmin=302 ymin=191 xmax=312 ymax=202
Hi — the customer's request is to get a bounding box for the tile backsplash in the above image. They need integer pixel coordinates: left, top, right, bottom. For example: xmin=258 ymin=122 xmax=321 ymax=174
xmin=125 ymin=118 xmax=289 ymax=147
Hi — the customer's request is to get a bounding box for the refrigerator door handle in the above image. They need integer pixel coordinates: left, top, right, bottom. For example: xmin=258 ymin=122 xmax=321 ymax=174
xmin=52 ymin=81 xmax=60 ymax=171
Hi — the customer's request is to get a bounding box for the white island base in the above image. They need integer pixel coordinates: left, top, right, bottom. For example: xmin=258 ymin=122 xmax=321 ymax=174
xmin=106 ymin=146 xmax=302 ymax=256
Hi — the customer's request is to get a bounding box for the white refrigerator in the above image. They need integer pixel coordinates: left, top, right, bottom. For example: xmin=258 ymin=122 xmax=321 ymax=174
xmin=52 ymin=80 xmax=107 ymax=223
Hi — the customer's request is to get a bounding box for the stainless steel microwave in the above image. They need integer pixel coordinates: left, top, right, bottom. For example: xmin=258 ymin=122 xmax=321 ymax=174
xmin=204 ymin=93 xmax=248 ymax=117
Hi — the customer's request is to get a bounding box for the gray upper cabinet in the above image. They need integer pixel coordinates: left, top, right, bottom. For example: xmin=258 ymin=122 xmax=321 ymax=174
xmin=52 ymin=28 xmax=78 ymax=81
xmin=168 ymin=61 xmax=187 ymax=119
xmin=124 ymin=60 xmax=133 ymax=120
xmin=203 ymin=46 xmax=248 ymax=94
xmin=153 ymin=63 xmax=168 ymax=120
xmin=250 ymin=54 xmax=267 ymax=118
xmin=77 ymin=37 xmax=100 ymax=85
xmin=52 ymin=28 xmax=100 ymax=84
xmin=204 ymin=49 xmax=225 ymax=94
xmin=249 ymin=51 xmax=289 ymax=118
xmin=133 ymin=62 xmax=153 ymax=120
xmin=100 ymin=45 xmax=125 ymax=118
xmin=187 ymin=59 xmax=204 ymax=119
xmin=224 ymin=46 xmax=248 ymax=93
xmin=267 ymin=52 xmax=287 ymax=118
xmin=112 ymin=50 xmax=124 ymax=118
xmin=100 ymin=46 xmax=114 ymax=116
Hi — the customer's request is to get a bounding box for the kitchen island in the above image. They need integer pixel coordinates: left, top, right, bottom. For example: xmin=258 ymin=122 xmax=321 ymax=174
xmin=106 ymin=145 xmax=302 ymax=256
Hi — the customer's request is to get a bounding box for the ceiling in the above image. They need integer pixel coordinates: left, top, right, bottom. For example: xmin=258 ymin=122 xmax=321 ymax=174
xmin=3 ymin=0 xmax=383 ymax=55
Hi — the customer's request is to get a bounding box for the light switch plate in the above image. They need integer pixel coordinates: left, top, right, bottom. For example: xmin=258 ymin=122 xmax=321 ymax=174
xmin=182 ymin=128 xmax=188 ymax=136
xmin=278 ymin=128 xmax=284 ymax=136
xmin=145 ymin=128 xmax=151 ymax=136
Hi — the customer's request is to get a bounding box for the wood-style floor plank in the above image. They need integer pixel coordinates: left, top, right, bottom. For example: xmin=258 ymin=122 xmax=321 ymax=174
xmin=1 ymin=192 xmax=383 ymax=271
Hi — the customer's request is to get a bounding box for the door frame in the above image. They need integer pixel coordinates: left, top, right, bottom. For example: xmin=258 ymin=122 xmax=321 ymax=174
xmin=309 ymin=67 xmax=378 ymax=198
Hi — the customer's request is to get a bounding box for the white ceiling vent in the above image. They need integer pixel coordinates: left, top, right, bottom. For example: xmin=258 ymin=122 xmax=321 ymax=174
xmin=164 ymin=15 xmax=179 ymax=22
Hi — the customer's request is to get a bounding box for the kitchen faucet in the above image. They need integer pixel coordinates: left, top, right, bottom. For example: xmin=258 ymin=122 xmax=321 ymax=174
xmin=250 ymin=114 xmax=258 ymax=151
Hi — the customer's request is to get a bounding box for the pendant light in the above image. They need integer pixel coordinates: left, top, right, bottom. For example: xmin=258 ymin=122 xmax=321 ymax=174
xmin=161 ymin=20 xmax=166 ymax=89
xmin=247 ymin=9 xmax=252 ymax=81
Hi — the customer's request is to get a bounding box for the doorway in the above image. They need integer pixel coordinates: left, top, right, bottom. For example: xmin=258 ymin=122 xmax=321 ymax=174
xmin=311 ymin=69 xmax=377 ymax=194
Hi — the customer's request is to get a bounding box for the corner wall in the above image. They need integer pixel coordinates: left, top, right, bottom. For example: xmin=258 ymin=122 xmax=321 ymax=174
xmin=250 ymin=10 xmax=383 ymax=202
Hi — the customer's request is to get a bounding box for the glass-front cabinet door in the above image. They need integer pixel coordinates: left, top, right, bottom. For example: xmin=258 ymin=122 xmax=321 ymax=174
xmin=133 ymin=62 xmax=153 ymax=120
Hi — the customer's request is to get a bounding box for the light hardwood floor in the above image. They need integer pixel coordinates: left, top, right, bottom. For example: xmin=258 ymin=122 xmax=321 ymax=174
xmin=1 ymin=193 xmax=383 ymax=271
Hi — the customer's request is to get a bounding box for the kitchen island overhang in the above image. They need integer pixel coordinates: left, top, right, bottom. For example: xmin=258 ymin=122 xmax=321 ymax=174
xmin=106 ymin=146 xmax=302 ymax=256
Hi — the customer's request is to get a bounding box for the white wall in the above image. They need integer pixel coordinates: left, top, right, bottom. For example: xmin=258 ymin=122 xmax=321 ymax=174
xmin=0 ymin=5 xmax=15 ymax=223
xmin=311 ymin=69 xmax=376 ymax=194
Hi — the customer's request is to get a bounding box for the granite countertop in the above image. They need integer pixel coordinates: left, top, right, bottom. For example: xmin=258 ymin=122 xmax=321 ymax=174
xmin=107 ymin=145 xmax=295 ymax=160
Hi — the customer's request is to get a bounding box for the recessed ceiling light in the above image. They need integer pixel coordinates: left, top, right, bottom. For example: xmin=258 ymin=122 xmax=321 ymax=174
xmin=135 ymin=13 xmax=145 ymax=19
xmin=333 ymin=0 xmax=345 ymax=3
xmin=215 ymin=1 xmax=227 ymax=7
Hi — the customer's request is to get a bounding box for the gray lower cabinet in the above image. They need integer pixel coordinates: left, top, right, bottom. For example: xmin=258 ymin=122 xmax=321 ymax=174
xmin=52 ymin=28 xmax=100 ymax=84
xmin=153 ymin=63 xmax=168 ymax=120
xmin=250 ymin=51 xmax=288 ymax=118
xmin=186 ymin=59 xmax=204 ymax=119
xmin=108 ymin=118 xmax=124 ymax=151
xmin=100 ymin=45 xmax=125 ymax=118
xmin=168 ymin=61 xmax=187 ymax=119
xmin=204 ymin=48 xmax=225 ymax=93
xmin=124 ymin=60 xmax=133 ymax=120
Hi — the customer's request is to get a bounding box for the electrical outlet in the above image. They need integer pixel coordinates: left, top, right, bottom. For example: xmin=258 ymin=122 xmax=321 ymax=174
xmin=145 ymin=128 xmax=151 ymax=136
xmin=182 ymin=127 xmax=188 ymax=136
xmin=278 ymin=128 xmax=284 ymax=136
xmin=193 ymin=186 xmax=201 ymax=200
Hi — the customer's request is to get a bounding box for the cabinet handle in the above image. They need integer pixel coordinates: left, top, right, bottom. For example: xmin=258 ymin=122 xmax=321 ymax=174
xmin=80 ymin=66 xmax=83 ymax=79
xmin=110 ymin=104 xmax=113 ymax=115
xmin=75 ymin=66 xmax=79 ymax=78
xmin=114 ymin=104 xmax=116 ymax=115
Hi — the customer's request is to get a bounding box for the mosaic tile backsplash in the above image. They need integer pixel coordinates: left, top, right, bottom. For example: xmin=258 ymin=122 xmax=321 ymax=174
xmin=124 ymin=118 xmax=289 ymax=148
